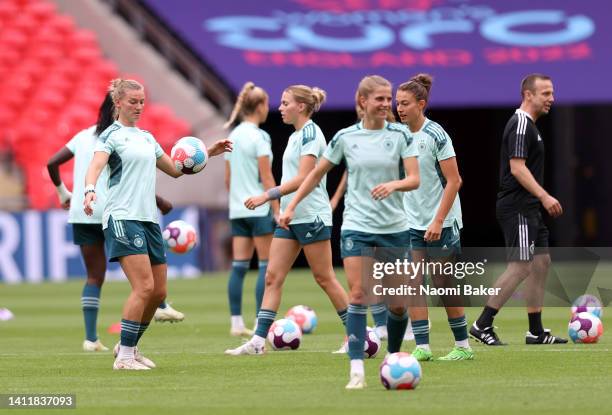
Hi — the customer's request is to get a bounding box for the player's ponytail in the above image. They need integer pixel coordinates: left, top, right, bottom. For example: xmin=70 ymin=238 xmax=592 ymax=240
xmin=224 ymin=82 xmax=268 ymax=129
xmin=95 ymin=92 xmax=115 ymax=136
xmin=285 ymin=85 xmax=326 ymax=117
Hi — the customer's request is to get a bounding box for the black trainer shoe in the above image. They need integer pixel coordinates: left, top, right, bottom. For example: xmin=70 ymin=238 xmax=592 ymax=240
xmin=525 ymin=329 xmax=568 ymax=344
xmin=469 ymin=323 xmax=507 ymax=346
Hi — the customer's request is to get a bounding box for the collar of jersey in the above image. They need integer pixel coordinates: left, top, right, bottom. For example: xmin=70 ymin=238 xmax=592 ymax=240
xmin=515 ymin=109 xmax=534 ymax=121
xmin=358 ymin=120 xmax=387 ymax=131
xmin=296 ymin=119 xmax=313 ymax=132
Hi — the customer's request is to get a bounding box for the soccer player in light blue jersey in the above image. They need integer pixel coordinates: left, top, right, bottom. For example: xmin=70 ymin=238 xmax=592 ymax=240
xmin=388 ymin=73 xmax=473 ymax=361
xmin=83 ymin=79 xmax=231 ymax=370
xmin=225 ymin=85 xmax=349 ymax=356
xmin=47 ymin=92 xmax=179 ymax=353
xmin=280 ymin=76 xmax=420 ymax=389
xmin=223 ymin=82 xmax=277 ymax=336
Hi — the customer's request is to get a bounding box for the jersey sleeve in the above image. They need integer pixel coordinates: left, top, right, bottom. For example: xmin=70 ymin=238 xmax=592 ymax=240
xmin=95 ymin=131 xmax=116 ymax=154
xmin=507 ymin=115 xmax=532 ymax=159
xmin=256 ymin=130 xmax=273 ymax=158
xmin=154 ymin=141 xmax=164 ymax=159
xmin=323 ymin=131 xmax=345 ymax=165
xmin=65 ymin=132 xmax=79 ymax=154
xmin=300 ymin=123 xmax=319 ymax=157
xmin=435 ymin=131 xmax=456 ymax=161
xmin=400 ymin=130 xmax=418 ymax=159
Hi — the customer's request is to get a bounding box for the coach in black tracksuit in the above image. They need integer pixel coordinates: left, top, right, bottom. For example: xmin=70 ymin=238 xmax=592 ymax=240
xmin=470 ymin=74 xmax=568 ymax=345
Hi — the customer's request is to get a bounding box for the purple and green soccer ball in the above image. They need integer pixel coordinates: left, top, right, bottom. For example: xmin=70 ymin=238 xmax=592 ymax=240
xmin=267 ymin=318 xmax=302 ymax=350
xmin=341 ymin=326 xmax=381 ymax=358
xmin=568 ymin=312 xmax=603 ymax=344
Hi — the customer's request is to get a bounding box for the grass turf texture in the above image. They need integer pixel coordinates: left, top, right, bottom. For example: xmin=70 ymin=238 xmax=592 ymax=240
xmin=0 ymin=269 xmax=610 ymax=415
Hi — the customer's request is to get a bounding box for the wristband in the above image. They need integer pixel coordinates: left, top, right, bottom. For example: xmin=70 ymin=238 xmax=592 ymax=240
xmin=266 ymin=186 xmax=282 ymax=200
xmin=55 ymin=182 xmax=72 ymax=203
xmin=84 ymin=184 xmax=96 ymax=196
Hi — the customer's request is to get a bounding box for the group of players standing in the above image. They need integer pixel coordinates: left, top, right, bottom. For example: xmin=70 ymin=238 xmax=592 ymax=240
xmin=47 ymin=72 xmax=566 ymax=383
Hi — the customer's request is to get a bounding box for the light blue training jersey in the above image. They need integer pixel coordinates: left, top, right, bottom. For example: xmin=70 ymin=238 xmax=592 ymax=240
xmin=94 ymin=121 xmax=164 ymax=229
xmin=324 ymin=121 xmax=418 ymax=234
xmin=225 ymin=121 xmax=273 ymax=219
xmin=404 ymin=118 xmax=462 ymax=230
xmin=281 ymin=120 xmax=332 ymax=226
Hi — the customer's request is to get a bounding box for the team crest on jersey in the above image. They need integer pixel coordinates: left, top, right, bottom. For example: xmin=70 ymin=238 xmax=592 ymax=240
xmin=419 ymin=140 xmax=426 ymax=151
xmin=134 ymin=235 xmax=144 ymax=248
xmin=383 ymin=139 xmax=393 ymax=152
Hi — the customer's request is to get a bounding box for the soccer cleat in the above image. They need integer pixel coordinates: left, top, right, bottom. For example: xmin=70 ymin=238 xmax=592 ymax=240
xmin=113 ymin=343 xmax=156 ymax=368
xmin=224 ymin=340 xmax=264 ymax=356
xmin=345 ymin=372 xmax=367 ymax=390
xmin=83 ymin=339 xmax=109 ymax=352
xmin=437 ymin=346 xmax=474 ymax=361
xmin=154 ymin=304 xmax=185 ymax=323
xmin=374 ymin=325 xmax=388 ymax=341
xmin=332 ymin=340 xmax=347 ymax=354
xmin=230 ymin=327 xmax=254 ymax=337
xmin=525 ymin=329 xmax=568 ymax=345
xmin=411 ymin=347 xmax=434 ymax=361
xmin=469 ymin=323 xmax=507 ymax=346
xmin=112 ymin=357 xmax=150 ymax=370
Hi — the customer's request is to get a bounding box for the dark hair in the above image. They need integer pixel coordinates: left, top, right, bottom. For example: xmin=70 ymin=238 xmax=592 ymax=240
xmin=397 ymin=73 xmax=433 ymax=103
xmin=94 ymin=92 xmax=116 ymax=136
xmin=521 ymin=74 xmax=552 ymax=98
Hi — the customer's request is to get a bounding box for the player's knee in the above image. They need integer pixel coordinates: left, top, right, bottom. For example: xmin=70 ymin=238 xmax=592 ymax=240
xmin=264 ymin=270 xmax=282 ymax=289
xmin=533 ymin=255 xmax=551 ymax=275
xmin=86 ymin=275 xmax=105 ymax=288
xmin=312 ymin=271 xmax=334 ymax=289
xmin=152 ymin=287 xmax=167 ymax=305
xmin=349 ymin=289 xmax=366 ymax=304
xmin=134 ymin=279 xmax=155 ymax=299
xmin=388 ymin=306 xmax=407 ymax=316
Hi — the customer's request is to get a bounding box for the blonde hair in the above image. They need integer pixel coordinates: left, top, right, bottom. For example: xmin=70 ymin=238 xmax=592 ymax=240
xmin=355 ymin=75 xmax=395 ymax=122
xmin=108 ymin=78 xmax=144 ymax=118
xmin=397 ymin=73 xmax=433 ymax=103
xmin=284 ymin=85 xmax=326 ymax=117
xmin=224 ymin=82 xmax=269 ymax=129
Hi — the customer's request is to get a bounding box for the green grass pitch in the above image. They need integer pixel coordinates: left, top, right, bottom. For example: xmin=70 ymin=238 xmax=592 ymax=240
xmin=0 ymin=270 xmax=610 ymax=415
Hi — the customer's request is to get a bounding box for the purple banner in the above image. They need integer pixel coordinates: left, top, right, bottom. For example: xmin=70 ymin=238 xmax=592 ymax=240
xmin=144 ymin=0 xmax=610 ymax=108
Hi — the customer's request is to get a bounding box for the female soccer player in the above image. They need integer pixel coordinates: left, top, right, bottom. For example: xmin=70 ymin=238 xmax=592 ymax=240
xmin=84 ymin=79 xmax=231 ymax=369
xmin=388 ymin=74 xmax=473 ymax=361
xmin=279 ymin=76 xmax=420 ymax=389
xmin=46 ymin=93 xmax=182 ymax=353
xmin=225 ymin=85 xmax=349 ymax=356
xmin=224 ymin=82 xmax=277 ymax=336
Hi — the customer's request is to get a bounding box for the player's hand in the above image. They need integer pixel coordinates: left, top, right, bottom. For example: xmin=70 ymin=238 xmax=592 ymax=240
xmin=158 ymin=199 xmax=173 ymax=215
xmin=278 ymin=208 xmax=294 ymax=230
xmin=424 ymin=221 xmax=442 ymax=242
xmin=61 ymin=199 xmax=71 ymax=211
xmin=540 ymin=194 xmax=563 ymax=218
xmin=84 ymin=192 xmax=97 ymax=216
xmin=371 ymin=182 xmax=397 ymax=201
xmin=245 ymin=194 xmax=268 ymax=210
xmin=273 ymin=210 xmax=281 ymax=226
xmin=208 ymin=139 xmax=233 ymax=157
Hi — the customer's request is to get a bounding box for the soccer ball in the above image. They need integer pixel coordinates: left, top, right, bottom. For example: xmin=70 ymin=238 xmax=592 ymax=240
xmin=380 ymin=352 xmax=422 ymax=390
xmin=571 ymin=295 xmax=603 ymax=319
xmin=285 ymin=305 xmax=318 ymax=334
xmin=171 ymin=136 xmax=208 ymax=174
xmin=267 ymin=318 xmax=302 ymax=350
xmin=568 ymin=312 xmax=603 ymax=343
xmin=162 ymin=220 xmax=197 ymax=254
xmin=341 ymin=327 xmax=381 ymax=358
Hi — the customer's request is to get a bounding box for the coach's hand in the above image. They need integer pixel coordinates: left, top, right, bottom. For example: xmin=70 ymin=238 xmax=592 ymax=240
xmin=540 ymin=194 xmax=563 ymax=218
xmin=278 ymin=209 xmax=294 ymax=230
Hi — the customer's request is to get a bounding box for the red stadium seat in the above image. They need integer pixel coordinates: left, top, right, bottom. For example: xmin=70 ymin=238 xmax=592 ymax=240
xmin=24 ymin=1 xmax=57 ymax=22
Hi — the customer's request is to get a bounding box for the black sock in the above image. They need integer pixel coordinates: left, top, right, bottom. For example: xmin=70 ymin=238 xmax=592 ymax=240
xmin=476 ymin=306 xmax=498 ymax=329
xmin=528 ymin=312 xmax=544 ymax=335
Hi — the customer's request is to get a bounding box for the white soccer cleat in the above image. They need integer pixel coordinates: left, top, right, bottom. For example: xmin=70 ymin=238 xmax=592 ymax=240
xmin=112 ymin=357 xmax=150 ymax=370
xmin=345 ymin=372 xmax=367 ymax=390
xmin=224 ymin=340 xmax=264 ymax=356
xmin=113 ymin=343 xmax=156 ymax=368
xmin=332 ymin=340 xmax=347 ymax=354
xmin=154 ymin=304 xmax=185 ymax=323
xmin=230 ymin=327 xmax=254 ymax=337
xmin=375 ymin=325 xmax=388 ymax=341
xmin=83 ymin=339 xmax=109 ymax=352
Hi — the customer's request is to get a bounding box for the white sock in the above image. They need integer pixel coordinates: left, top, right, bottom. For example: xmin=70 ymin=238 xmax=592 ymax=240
xmin=350 ymin=359 xmax=364 ymax=375
xmin=231 ymin=315 xmax=245 ymax=329
xmin=416 ymin=344 xmax=431 ymax=352
xmin=251 ymin=335 xmax=265 ymax=348
xmin=456 ymin=339 xmax=470 ymax=348
xmin=118 ymin=345 xmax=135 ymax=360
